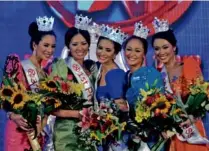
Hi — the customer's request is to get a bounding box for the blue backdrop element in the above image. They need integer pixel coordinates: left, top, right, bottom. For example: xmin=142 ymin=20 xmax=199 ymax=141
xmin=0 ymin=1 xmax=209 ymax=151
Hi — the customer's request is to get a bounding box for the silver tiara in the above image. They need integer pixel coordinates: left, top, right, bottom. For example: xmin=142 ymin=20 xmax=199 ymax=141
xmin=134 ymin=21 xmax=150 ymax=39
xmin=88 ymin=22 xmax=101 ymax=43
xmin=75 ymin=14 xmax=92 ymax=31
xmin=36 ymin=16 xmax=54 ymax=32
xmin=152 ymin=17 xmax=169 ymax=33
xmin=99 ymin=24 xmax=128 ymax=45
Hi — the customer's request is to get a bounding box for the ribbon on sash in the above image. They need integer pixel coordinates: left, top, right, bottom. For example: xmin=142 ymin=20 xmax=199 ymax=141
xmin=160 ymin=65 xmax=209 ymax=145
xmin=66 ymin=57 xmax=94 ymax=102
xmin=21 ymin=59 xmax=40 ymax=93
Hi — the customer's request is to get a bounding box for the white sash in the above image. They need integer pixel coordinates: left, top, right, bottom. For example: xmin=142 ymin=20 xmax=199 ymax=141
xmin=66 ymin=57 xmax=94 ymax=101
xmin=160 ymin=65 xmax=209 ymax=144
xmin=93 ymin=65 xmax=102 ymax=110
xmin=21 ymin=59 xmax=39 ymax=92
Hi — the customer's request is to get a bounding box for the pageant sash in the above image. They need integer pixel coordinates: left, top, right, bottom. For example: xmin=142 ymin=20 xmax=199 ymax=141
xmin=66 ymin=57 xmax=94 ymax=101
xmin=161 ymin=65 xmax=209 ymax=145
xmin=93 ymin=66 xmax=102 ymax=110
xmin=177 ymin=124 xmax=209 ymax=144
xmin=21 ymin=59 xmax=39 ymax=92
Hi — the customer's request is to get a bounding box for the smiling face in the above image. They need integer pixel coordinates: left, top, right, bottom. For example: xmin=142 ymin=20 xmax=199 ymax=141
xmin=33 ymin=35 xmax=56 ymax=60
xmin=125 ymin=38 xmax=145 ymax=69
xmin=153 ymin=38 xmax=176 ymax=64
xmin=69 ymin=33 xmax=89 ymax=61
xmin=96 ymin=38 xmax=116 ymax=65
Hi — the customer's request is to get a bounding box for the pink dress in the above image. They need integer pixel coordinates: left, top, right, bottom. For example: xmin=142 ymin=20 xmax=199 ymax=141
xmin=3 ymin=54 xmax=44 ymax=151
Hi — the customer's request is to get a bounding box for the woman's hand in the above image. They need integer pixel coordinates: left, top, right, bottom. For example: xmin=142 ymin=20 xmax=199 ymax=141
xmin=180 ymin=114 xmax=197 ymax=128
xmin=10 ymin=113 xmax=33 ymax=132
xmin=161 ymin=132 xmax=169 ymax=139
xmin=114 ymin=99 xmax=129 ymax=112
xmin=36 ymin=115 xmax=41 ymax=124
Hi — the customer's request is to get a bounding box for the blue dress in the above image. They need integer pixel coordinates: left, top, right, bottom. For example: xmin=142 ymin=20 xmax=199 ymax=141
xmin=96 ymin=68 xmax=126 ymax=102
xmin=125 ymin=66 xmax=165 ymax=151
xmin=96 ymin=68 xmax=128 ymax=151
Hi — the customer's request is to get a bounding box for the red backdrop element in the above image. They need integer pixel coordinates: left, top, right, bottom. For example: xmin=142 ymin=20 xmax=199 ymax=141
xmin=46 ymin=1 xmax=192 ymax=35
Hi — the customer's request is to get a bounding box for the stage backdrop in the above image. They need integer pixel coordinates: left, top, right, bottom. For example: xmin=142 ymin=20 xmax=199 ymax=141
xmin=0 ymin=1 xmax=209 ymax=150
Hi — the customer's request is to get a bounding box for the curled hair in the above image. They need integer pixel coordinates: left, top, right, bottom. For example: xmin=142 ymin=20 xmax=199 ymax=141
xmin=151 ymin=29 xmax=178 ymax=54
xmin=65 ymin=27 xmax=91 ymax=49
xmin=28 ymin=22 xmax=56 ymax=51
xmin=122 ymin=35 xmax=148 ymax=55
xmin=97 ymin=36 xmax=122 ymax=55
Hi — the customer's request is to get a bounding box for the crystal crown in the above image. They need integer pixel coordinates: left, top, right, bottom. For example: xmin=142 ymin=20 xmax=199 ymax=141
xmin=99 ymin=24 xmax=128 ymax=45
xmin=134 ymin=21 xmax=150 ymax=39
xmin=36 ymin=16 xmax=54 ymax=32
xmin=152 ymin=17 xmax=169 ymax=33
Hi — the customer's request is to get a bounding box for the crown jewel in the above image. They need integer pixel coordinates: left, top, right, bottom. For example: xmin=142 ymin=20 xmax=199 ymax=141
xmin=88 ymin=22 xmax=101 ymax=43
xmin=152 ymin=17 xmax=169 ymax=33
xmin=99 ymin=24 xmax=128 ymax=45
xmin=75 ymin=14 xmax=92 ymax=30
xmin=36 ymin=16 xmax=54 ymax=32
xmin=134 ymin=21 xmax=150 ymax=39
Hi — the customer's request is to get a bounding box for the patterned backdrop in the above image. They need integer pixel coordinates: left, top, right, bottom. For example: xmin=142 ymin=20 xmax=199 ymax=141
xmin=0 ymin=1 xmax=209 ymax=150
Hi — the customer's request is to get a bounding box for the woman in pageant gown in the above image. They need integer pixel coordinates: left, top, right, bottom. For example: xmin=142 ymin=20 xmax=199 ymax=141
xmin=3 ymin=17 xmax=56 ymax=151
xmin=51 ymin=26 xmax=98 ymax=151
xmin=151 ymin=18 xmax=209 ymax=151
xmin=94 ymin=27 xmax=129 ymax=151
xmin=122 ymin=24 xmax=165 ymax=150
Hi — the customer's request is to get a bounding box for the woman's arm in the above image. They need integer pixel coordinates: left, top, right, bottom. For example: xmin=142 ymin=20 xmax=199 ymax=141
xmin=52 ymin=109 xmax=81 ymax=119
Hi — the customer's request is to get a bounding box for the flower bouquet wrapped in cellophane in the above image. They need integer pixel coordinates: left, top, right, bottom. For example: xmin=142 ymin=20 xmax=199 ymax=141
xmin=39 ymin=59 xmax=88 ymax=113
xmin=171 ymin=77 xmax=209 ymax=145
xmin=0 ymin=74 xmax=44 ymax=151
xmin=73 ymin=101 xmax=127 ymax=151
xmin=181 ymin=78 xmax=209 ymax=118
xmin=128 ymin=81 xmax=183 ymax=151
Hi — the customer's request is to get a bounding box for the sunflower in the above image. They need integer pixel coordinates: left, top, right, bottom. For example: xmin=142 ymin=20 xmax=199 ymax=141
xmin=40 ymin=80 xmax=57 ymax=92
xmin=44 ymin=97 xmax=61 ymax=108
xmin=0 ymin=86 xmax=14 ymax=100
xmin=10 ymin=90 xmax=29 ymax=109
xmin=151 ymin=95 xmax=171 ymax=115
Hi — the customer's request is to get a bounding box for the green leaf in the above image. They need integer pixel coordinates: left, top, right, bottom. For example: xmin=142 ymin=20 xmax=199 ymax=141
xmin=153 ymin=79 xmax=158 ymax=87
xmin=22 ymin=101 xmax=39 ymax=139
xmin=151 ymin=137 xmax=167 ymax=151
xmin=145 ymin=82 xmax=149 ymax=90
xmin=50 ymin=59 xmax=68 ymax=79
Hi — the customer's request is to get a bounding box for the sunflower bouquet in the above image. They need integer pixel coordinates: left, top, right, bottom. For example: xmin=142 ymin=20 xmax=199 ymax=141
xmin=0 ymin=75 xmax=44 ymax=151
xmin=39 ymin=59 xmax=87 ymax=113
xmin=74 ymin=102 xmax=126 ymax=151
xmin=128 ymin=82 xmax=183 ymax=151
